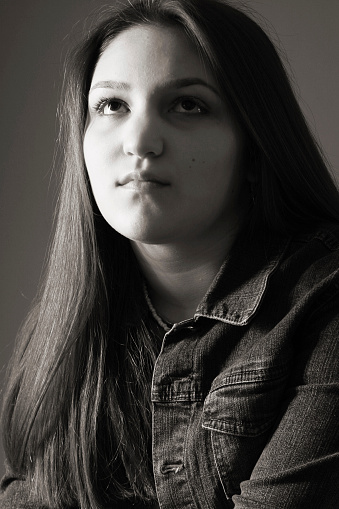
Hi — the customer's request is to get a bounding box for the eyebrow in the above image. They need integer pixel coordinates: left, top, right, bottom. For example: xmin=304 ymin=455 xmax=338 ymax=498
xmin=89 ymin=77 xmax=221 ymax=97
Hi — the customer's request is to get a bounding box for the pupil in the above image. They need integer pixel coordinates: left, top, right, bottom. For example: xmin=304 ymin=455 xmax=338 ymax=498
xmin=182 ymin=100 xmax=196 ymax=111
xmin=109 ymin=101 xmax=120 ymax=111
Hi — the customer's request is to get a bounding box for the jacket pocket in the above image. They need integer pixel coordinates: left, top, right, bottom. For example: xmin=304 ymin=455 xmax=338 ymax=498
xmin=202 ymin=362 xmax=289 ymax=437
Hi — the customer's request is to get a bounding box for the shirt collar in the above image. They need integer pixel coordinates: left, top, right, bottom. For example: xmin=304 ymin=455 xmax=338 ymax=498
xmin=195 ymin=229 xmax=290 ymax=326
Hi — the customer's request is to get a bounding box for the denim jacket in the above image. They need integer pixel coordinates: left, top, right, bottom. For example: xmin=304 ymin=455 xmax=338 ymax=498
xmin=150 ymin=224 xmax=339 ymax=508
xmin=1 ymin=224 xmax=339 ymax=508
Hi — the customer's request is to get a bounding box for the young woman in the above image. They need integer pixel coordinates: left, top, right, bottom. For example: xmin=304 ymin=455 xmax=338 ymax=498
xmin=1 ymin=0 xmax=339 ymax=507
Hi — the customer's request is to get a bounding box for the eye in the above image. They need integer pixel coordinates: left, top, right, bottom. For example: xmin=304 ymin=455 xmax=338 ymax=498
xmin=94 ymin=98 xmax=129 ymax=115
xmin=172 ymin=97 xmax=207 ymax=114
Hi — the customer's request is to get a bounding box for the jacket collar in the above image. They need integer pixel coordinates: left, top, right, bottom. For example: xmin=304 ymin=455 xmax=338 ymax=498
xmin=195 ymin=229 xmax=290 ymax=326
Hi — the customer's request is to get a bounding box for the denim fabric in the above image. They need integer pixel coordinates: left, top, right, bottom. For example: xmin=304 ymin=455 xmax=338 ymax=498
xmin=1 ymin=224 xmax=339 ymax=508
xmin=151 ymin=224 xmax=339 ymax=508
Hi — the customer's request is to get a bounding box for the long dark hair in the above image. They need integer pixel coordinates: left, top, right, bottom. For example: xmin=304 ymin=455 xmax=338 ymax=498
xmin=2 ymin=0 xmax=339 ymax=507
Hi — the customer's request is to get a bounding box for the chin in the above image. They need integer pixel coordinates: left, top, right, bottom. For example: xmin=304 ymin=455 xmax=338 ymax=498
xmin=109 ymin=219 xmax=173 ymax=245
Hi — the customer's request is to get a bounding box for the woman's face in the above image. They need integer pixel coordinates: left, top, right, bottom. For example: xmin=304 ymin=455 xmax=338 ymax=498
xmin=84 ymin=24 xmax=247 ymax=245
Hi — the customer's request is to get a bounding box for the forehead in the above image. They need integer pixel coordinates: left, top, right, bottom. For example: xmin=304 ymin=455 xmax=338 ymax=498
xmin=91 ymin=24 xmax=214 ymax=88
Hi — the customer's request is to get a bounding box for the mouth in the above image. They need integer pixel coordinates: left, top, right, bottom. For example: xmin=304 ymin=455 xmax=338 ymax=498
xmin=118 ymin=171 xmax=170 ymax=187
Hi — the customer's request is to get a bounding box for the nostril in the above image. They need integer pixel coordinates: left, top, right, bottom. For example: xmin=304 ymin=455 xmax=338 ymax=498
xmin=160 ymin=462 xmax=184 ymax=474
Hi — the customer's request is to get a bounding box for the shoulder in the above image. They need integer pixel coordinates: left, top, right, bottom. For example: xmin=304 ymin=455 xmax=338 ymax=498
xmin=275 ymin=224 xmax=339 ymax=381
xmin=253 ymin=222 xmax=339 ymax=374
xmin=1 ymin=479 xmax=37 ymax=509
xmin=0 ymin=470 xmax=48 ymax=509
xmin=290 ymin=221 xmax=339 ymax=260
xmin=278 ymin=222 xmax=339 ymax=295
xmin=292 ymin=222 xmax=339 ymax=256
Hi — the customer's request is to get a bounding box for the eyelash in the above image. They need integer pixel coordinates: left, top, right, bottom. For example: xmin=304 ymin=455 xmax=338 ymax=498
xmin=92 ymin=96 xmax=208 ymax=116
xmin=173 ymin=96 xmax=208 ymax=114
xmin=93 ymin=97 xmax=127 ymax=115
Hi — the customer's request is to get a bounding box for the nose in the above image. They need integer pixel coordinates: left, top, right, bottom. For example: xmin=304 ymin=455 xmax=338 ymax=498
xmin=123 ymin=113 xmax=164 ymax=159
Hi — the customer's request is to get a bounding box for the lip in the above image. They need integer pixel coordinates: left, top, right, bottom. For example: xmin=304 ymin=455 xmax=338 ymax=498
xmin=118 ymin=171 xmax=170 ymax=187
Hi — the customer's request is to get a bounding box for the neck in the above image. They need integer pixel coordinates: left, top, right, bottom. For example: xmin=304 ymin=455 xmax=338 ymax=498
xmin=132 ymin=226 xmax=239 ymax=324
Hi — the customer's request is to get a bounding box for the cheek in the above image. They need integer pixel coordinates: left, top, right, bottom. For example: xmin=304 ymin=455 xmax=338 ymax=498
xmin=83 ymin=136 xmax=110 ymax=206
xmin=181 ymin=136 xmax=243 ymax=188
xmin=84 ymin=122 xmax=119 ymax=161
xmin=83 ymin=128 xmax=114 ymax=185
xmin=83 ymin=129 xmax=99 ymax=174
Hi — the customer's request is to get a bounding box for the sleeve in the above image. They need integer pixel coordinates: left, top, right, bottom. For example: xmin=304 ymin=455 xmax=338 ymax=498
xmin=0 ymin=472 xmax=48 ymax=509
xmin=233 ymin=293 xmax=339 ymax=508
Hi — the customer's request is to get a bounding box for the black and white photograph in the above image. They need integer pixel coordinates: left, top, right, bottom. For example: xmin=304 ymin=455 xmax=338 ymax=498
xmin=0 ymin=1 xmax=338 ymax=507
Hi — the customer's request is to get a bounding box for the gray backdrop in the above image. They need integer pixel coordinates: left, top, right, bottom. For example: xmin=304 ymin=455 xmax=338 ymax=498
xmin=0 ymin=0 xmax=338 ymax=480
